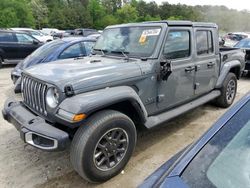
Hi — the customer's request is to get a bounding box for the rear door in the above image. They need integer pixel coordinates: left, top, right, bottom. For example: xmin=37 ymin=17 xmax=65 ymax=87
xmin=194 ymin=29 xmax=219 ymax=95
xmin=157 ymin=27 xmax=195 ymax=111
xmin=15 ymin=33 xmax=40 ymax=58
xmin=0 ymin=31 xmax=18 ymax=61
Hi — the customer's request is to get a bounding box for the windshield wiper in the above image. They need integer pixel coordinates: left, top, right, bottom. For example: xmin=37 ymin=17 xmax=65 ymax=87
xmin=110 ymin=50 xmax=130 ymax=60
xmin=93 ymin=48 xmax=107 ymax=56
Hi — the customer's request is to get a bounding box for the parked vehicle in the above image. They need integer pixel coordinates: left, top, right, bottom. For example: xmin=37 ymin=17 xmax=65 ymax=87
xmin=11 ymin=37 xmax=96 ymax=91
xmin=140 ymin=92 xmax=250 ymax=188
xmin=11 ymin=28 xmax=53 ymax=43
xmin=234 ymin=38 xmax=250 ymax=73
xmin=41 ymin=28 xmax=59 ymax=36
xmin=51 ymin=31 xmax=68 ymax=39
xmin=0 ymin=30 xmax=43 ymax=68
xmin=2 ymin=21 xmax=246 ymax=182
xmin=65 ymin=30 xmax=75 ymax=35
xmin=74 ymin=28 xmax=99 ymax=37
xmin=224 ymin=32 xmax=249 ymax=47
xmin=87 ymin=33 xmax=101 ymax=40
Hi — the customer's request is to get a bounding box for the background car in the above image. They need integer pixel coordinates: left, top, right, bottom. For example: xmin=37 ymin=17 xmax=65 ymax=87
xmin=234 ymin=38 xmax=250 ymax=73
xmin=11 ymin=28 xmax=53 ymax=43
xmin=74 ymin=28 xmax=99 ymax=37
xmin=11 ymin=37 xmax=96 ymax=91
xmin=224 ymin=32 xmax=249 ymax=47
xmin=0 ymin=30 xmax=43 ymax=68
xmin=40 ymin=28 xmax=60 ymax=36
xmin=140 ymin=92 xmax=250 ymax=188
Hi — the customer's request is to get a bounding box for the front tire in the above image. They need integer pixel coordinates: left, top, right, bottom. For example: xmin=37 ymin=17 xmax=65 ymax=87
xmin=214 ymin=73 xmax=237 ymax=108
xmin=70 ymin=110 xmax=137 ymax=183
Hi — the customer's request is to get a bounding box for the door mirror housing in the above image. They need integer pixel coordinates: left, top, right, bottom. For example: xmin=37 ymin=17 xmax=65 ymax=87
xmin=160 ymin=57 xmax=172 ymax=81
xmin=33 ymin=40 xmax=39 ymax=45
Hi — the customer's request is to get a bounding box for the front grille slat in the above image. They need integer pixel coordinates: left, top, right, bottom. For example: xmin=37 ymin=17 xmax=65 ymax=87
xmin=34 ymin=81 xmax=38 ymax=110
xmin=21 ymin=74 xmax=47 ymax=116
xmin=37 ymin=83 xmax=42 ymax=112
xmin=27 ymin=78 xmax=31 ymax=105
xmin=23 ymin=76 xmax=27 ymax=102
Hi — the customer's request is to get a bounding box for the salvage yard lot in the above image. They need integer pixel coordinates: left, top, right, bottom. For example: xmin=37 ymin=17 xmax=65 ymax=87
xmin=1 ymin=66 xmax=250 ymax=188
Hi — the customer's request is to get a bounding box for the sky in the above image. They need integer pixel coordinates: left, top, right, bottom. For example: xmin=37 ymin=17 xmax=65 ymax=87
xmin=146 ymin=0 xmax=250 ymax=11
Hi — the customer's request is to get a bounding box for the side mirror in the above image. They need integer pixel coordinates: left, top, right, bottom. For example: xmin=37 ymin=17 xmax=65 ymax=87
xmin=160 ymin=57 xmax=172 ymax=81
xmin=219 ymin=39 xmax=225 ymax=46
xmin=33 ymin=40 xmax=39 ymax=45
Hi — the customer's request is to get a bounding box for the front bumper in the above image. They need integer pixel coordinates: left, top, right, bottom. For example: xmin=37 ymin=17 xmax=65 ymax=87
xmin=2 ymin=98 xmax=70 ymax=151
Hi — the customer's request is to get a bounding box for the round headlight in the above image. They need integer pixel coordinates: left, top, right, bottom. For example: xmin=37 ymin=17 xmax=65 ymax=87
xmin=46 ymin=87 xmax=59 ymax=108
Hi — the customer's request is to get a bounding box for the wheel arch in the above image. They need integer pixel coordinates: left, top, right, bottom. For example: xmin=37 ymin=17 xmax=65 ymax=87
xmin=216 ymin=60 xmax=242 ymax=88
xmin=58 ymin=86 xmax=148 ymax=128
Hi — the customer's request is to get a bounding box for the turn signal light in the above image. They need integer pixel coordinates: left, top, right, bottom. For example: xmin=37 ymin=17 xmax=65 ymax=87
xmin=73 ymin=114 xmax=87 ymax=122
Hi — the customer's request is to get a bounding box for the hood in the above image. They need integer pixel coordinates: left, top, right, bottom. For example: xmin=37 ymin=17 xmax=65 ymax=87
xmin=15 ymin=55 xmax=44 ymax=71
xmin=24 ymin=56 xmax=143 ymax=93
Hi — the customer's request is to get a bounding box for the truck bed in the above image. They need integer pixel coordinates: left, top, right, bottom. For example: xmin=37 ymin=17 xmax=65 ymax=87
xmin=219 ymin=47 xmax=245 ymax=72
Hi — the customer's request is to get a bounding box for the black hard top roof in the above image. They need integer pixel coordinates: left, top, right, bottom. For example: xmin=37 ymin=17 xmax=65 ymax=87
xmin=108 ymin=20 xmax=218 ymax=29
xmin=143 ymin=20 xmax=217 ymax=28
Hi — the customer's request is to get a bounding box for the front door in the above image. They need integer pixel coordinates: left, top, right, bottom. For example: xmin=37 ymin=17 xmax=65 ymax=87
xmin=157 ymin=28 xmax=195 ymax=112
xmin=15 ymin=33 xmax=39 ymax=59
xmin=194 ymin=29 xmax=219 ymax=95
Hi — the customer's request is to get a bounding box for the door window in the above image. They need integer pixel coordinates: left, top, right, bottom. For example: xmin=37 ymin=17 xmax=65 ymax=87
xmin=196 ymin=30 xmax=214 ymax=55
xmin=82 ymin=41 xmax=95 ymax=55
xmin=0 ymin=32 xmax=15 ymax=42
xmin=16 ymin=33 xmax=34 ymax=43
xmin=59 ymin=43 xmax=82 ymax=59
xmin=163 ymin=30 xmax=190 ymax=59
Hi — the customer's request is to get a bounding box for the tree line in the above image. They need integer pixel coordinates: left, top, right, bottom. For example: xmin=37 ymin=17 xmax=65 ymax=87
xmin=1 ymin=0 xmax=250 ymax=32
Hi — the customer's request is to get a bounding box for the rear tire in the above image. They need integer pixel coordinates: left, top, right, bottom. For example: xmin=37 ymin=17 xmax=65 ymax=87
xmin=70 ymin=110 xmax=137 ymax=183
xmin=214 ymin=73 xmax=237 ymax=108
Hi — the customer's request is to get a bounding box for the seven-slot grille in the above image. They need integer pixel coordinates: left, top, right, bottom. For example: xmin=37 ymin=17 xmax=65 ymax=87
xmin=22 ymin=74 xmax=48 ymax=116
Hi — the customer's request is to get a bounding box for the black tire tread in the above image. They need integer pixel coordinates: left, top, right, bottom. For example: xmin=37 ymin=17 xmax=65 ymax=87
xmin=214 ymin=72 xmax=237 ymax=108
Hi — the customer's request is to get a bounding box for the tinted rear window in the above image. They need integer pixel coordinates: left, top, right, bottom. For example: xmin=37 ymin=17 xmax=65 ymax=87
xmin=0 ymin=32 xmax=15 ymax=42
xmin=196 ymin=30 xmax=214 ymax=55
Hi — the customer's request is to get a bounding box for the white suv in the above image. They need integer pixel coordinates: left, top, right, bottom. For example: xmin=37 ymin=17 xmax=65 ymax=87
xmin=11 ymin=28 xmax=53 ymax=43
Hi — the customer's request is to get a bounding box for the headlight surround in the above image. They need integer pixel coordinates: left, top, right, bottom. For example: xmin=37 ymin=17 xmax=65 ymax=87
xmin=46 ymin=87 xmax=60 ymax=109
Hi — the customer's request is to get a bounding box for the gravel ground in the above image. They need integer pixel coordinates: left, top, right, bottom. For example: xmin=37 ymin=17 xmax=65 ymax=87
xmin=0 ymin=66 xmax=250 ymax=188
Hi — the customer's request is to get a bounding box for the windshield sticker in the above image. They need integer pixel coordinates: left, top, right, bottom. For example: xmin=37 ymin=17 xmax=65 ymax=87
xmin=139 ymin=35 xmax=147 ymax=44
xmin=142 ymin=28 xmax=161 ymax=36
xmin=139 ymin=28 xmax=160 ymax=44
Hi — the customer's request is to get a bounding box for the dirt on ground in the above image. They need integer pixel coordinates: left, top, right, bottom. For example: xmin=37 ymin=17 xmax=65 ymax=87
xmin=0 ymin=66 xmax=250 ymax=188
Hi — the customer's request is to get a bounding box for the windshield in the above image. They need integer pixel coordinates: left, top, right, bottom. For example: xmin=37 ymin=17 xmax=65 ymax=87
xmin=234 ymin=39 xmax=250 ymax=48
xmin=30 ymin=31 xmax=43 ymax=36
xmin=22 ymin=40 xmax=65 ymax=67
xmin=94 ymin=26 xmax=161 ymax=57
xmin=181 ymin=100 xmax=250 ymax=188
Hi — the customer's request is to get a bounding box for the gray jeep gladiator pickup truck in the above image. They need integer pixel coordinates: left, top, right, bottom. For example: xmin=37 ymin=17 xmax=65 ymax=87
xmin=2 ymin=21 xmax=245 ymax=182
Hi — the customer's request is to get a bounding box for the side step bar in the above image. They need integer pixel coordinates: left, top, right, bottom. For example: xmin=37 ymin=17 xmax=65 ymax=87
xmin=145 ymin=90 xmax=221 ymax=129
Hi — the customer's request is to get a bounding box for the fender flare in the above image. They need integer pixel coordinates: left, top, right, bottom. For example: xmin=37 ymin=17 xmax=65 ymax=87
xmin=215 ymin=60 xmax=241 ymax=88
xmin=58 ymin=86 xmax=148 ymax=123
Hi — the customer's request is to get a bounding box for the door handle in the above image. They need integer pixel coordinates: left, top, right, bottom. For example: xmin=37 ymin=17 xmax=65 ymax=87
xmin=207 ymin=62 xmax=215 ymax=68
xmin=185 ymin=66 xmax=195 ymax=72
